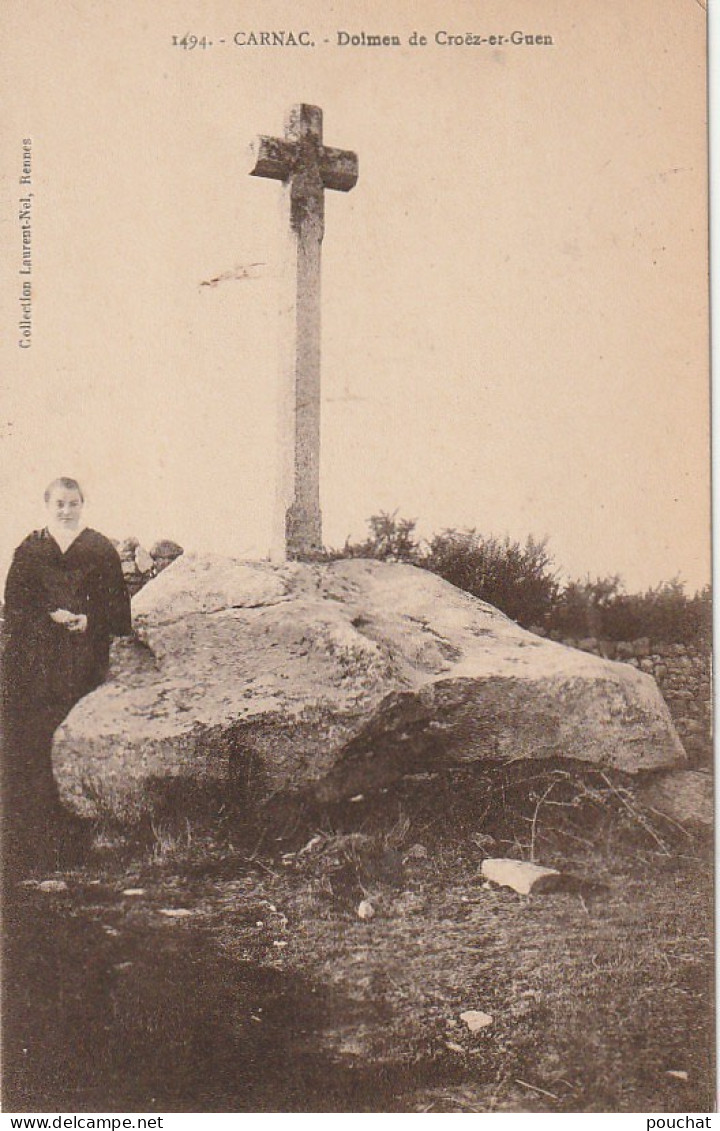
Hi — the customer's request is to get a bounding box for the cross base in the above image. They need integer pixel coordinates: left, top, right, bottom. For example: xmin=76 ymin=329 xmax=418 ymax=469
xmin=285 ymin=502 xmax=323 ymax=559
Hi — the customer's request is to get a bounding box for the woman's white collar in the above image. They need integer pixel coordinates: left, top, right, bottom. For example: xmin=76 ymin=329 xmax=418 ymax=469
xmin=47 ymin=523 xmax=87 ymax=553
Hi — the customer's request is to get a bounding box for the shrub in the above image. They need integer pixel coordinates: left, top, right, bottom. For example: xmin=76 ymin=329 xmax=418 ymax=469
xmin=327 ymin=511 xmax=420 ymax=563
xmin=601 ymin=579 xmax=712 ymax=644
xmin=551 ymin=575 xmax=623 ymax=639
xmin=550 ymin=575 xmax=712 ymax=644
xmin=421 ymin=530 xmax=560 ymax=627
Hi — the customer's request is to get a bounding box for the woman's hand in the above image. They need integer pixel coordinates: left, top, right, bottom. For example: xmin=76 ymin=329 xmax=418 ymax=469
xmin=50 ymin=608 xmax=74 ymax=624
xmin=50 ymin=609 xmax=88 ymax=632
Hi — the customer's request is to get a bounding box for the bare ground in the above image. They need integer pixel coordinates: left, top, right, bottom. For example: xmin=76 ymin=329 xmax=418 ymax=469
xmin=1 ymin=766 xmax=714 ymax=1113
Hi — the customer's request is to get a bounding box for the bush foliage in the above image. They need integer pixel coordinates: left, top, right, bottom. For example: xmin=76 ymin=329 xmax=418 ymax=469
xmin=553 ymin=575 xmax=711 ymax=644
xmin=329 ymin=512 xmax=421 ymax=563
xmin=422 ymin=530 xmax=559 ymax=628
xmin=331 ymin=512 xmax=711 ymax=643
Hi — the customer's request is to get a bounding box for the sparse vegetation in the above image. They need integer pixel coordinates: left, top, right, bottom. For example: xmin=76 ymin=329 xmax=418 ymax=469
xmin=2 ymin=764 xmax=713 ymax=1113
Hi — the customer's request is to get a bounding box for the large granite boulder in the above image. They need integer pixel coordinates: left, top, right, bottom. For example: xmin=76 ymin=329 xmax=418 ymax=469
xmin=636 ymin=769 xmax=713 ymax=830
xmin=52 ymin=556 xmax=686 ymax=814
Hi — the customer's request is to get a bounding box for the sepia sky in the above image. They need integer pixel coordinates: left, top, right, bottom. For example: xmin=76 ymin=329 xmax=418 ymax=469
xmin=0 ymin=0 xmax=710 ymax=593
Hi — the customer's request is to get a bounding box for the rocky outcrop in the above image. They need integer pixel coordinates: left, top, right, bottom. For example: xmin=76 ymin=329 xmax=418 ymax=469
xmin=636 ymin=769 xmax=713 ymax=830
xmin=52 ymin=556 xmax=687 ymax=814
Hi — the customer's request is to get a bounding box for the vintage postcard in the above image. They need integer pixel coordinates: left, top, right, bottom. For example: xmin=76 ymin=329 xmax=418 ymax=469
xmin=0 ymin=0 xmax=712 ymax=1118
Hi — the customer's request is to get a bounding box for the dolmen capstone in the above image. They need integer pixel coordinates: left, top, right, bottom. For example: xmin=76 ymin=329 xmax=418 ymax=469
xmin=52 ymin=555 xmax=686 ymax=814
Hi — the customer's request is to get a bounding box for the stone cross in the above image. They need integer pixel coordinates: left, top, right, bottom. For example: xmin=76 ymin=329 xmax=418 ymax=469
xmin=250 ymin=104 xmax=358 ymax=559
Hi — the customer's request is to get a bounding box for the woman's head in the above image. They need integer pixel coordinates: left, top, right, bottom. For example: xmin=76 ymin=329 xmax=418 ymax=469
xmin=44 ymin=477 xmax=84 ymax=530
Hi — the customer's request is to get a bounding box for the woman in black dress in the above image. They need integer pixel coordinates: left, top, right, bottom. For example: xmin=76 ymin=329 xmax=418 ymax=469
xmin=1 ymin=477 xmax=131 ymax=865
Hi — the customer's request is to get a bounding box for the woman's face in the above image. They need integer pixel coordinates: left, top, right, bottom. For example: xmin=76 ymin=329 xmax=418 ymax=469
xmin=47 ymin=486 xmax=84 ymax=531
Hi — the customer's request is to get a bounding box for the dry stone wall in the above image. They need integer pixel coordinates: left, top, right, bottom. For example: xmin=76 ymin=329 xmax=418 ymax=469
xmin=115 ymin=537 xmax=184 ymax=597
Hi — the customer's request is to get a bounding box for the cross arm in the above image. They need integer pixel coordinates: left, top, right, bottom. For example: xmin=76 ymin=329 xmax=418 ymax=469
xmin=249 ymin=135 xmax=295 ymax=181
xmin=320 ymin=147 xmax=359 ymax=192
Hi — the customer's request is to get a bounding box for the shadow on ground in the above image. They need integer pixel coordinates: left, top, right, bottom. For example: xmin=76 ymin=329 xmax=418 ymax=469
xmin=2 ymin=880 xmax=463 ymax=1113
xmin=1 ymin=764 xmax=714 ymax=1113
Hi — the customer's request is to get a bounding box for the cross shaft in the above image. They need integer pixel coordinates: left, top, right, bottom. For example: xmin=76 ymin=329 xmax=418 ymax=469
xmin=250 ymin=104 xmax=358 ymax=559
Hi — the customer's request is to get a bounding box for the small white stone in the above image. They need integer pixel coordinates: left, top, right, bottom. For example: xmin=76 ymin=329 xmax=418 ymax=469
xmin=446 ymin=1041 xmax=466 ymax=1054
xmin=481 ymin=858 xmax=559 ymax=896
xmin=357 ymin=899 xmax=375 ymax=920
xmin=460 ymin=1010 xmax=493 ymax=1032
